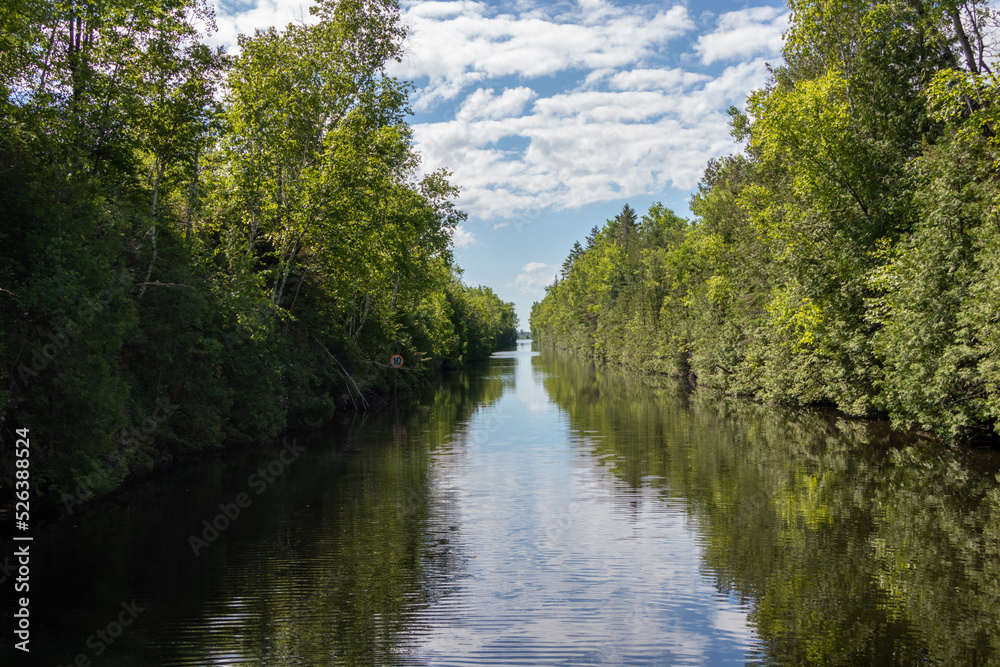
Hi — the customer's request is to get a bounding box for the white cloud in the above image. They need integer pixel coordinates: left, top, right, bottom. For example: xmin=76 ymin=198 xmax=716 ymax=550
xmin=205 ymin=0 xmax=318 ymax=52
xmin=513 ymin=262 xmax=558 ymax=294
xmin=407 ymin=0 xmax=483 ymax=19
xmin=457 ymin=87 xmax=537 ymax=121
xmin=394 ymin=0 xmax=695 ymax=110
xmin=452 ymin=224 xmax=477 ymax=248
xmin=607 ymin=68 xmax=711 ymax=92
xmin=411 ymin=58 xmax=771 ymax=219
xmin=694 ymin=6 xmax=788 ymax=65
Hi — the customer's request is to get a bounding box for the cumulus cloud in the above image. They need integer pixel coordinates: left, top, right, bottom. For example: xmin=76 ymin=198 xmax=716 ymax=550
xmin=694 ymin=6 xmax=789 ymax=65
xmin=513 ymin=262 xmax=558 ymax=294
xmin=411 ymin=57 xmax=772 ymax=219
xmin=394 ymin=0 xmax=695 ymax=110
xmin=389 ymin=1 xmax=787 ymax=220
xmin=206 ymin=0 xmax=318 ymax=52
xmin=452 ymin=224 xmax=477 ymax=248
xmin=457 ymin=87 xmax=537 ymax=121
xmin=607 ymin=68 xmax=711 ymax=92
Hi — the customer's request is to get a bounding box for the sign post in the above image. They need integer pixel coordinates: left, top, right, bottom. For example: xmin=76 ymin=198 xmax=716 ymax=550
xmin=390 ymin=354 xmax=403 ymax=397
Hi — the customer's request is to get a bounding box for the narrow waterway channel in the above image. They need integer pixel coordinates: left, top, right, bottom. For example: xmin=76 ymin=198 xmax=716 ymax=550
xmin=9 ymin=340 xmax=1000 ymax=665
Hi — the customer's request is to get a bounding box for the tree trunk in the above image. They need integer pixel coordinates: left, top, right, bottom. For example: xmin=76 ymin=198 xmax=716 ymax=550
xmin=186 ymin=148 xmax=199 ymax=244
xmin=949 ymin=6 xmax=979 ymax=73
xmin=138 ymin=160 xmax=163 ymax=300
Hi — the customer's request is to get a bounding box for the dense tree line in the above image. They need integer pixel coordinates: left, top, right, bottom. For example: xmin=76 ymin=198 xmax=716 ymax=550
xmin=532 ymin=0 xmax=1000 ymax=443
xmin=0 ymin=0 xmax=516 ymax=501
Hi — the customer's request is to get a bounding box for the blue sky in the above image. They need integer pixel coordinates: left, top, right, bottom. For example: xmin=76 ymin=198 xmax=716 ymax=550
xmin=207 ymin=0 xmax=790 ymax=327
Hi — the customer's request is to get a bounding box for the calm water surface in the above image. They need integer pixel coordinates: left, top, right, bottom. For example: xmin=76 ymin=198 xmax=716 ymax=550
xmin=9 ymin=341 xmax=1000 ymax=665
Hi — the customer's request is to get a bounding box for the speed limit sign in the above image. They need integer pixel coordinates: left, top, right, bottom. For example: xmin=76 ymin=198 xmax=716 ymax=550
xmin=390 ymin=354 xmax=404 ymax=368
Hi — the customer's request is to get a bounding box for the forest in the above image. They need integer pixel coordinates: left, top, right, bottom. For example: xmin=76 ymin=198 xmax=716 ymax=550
xmin=0 ymin=0 xmax=516 ymax=502
xmin=532 ymin=0 xmax=1000 ymax=444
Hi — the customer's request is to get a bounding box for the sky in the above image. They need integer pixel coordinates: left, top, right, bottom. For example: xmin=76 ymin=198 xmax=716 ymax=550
xmin=206 ymin=0 xmax=790 ymax=327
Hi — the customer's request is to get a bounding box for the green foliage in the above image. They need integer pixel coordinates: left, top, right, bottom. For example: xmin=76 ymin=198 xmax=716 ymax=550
xmin=869 ymin=130 xmax=1000 ymax=440
xmin=532 ymin=202 xmax=693 ymax=375
xmin=532 ymin=0 xmax=1000 ymax=442
xmin=0 ymin=0 xmax=516 ymax=502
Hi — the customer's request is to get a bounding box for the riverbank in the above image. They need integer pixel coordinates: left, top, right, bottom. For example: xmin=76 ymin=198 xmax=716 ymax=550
xmin=6 ymin=350 xmax=515 ymax=519
xmin=532 ymin=339 xmax=1000 ymax=451
xmin=532 ymin=203 xmax=1000 ymax=447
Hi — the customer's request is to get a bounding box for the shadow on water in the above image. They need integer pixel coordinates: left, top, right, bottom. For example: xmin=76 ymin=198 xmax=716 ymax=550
xmin=534 ymin=345 xmax=1000 ymax=666
xmin=3 ymin=341 xmax=999 ymax=665
xmin=3 ymin=363 xmax=510 ymax=667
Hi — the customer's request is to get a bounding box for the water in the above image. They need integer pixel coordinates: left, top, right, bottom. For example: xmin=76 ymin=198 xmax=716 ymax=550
xmin=7 ymin=340 xmax=1000 ymax=665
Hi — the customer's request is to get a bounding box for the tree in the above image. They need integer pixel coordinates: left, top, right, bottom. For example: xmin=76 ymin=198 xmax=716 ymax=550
xmin=561 ymin=241 xmax=583 ymax=279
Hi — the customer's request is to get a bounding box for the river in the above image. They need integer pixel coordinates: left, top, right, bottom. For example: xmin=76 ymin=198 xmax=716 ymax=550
xmin=10 ymin=340 xmax=1000 ymax=665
